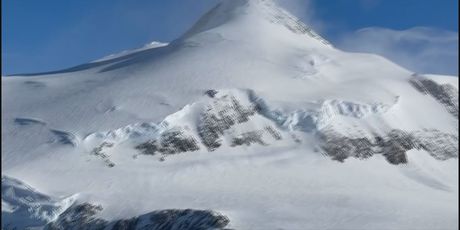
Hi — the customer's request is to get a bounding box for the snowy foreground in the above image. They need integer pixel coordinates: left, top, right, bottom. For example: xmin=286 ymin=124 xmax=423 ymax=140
xmin=2 ymin=0 xmax=458 ymax=229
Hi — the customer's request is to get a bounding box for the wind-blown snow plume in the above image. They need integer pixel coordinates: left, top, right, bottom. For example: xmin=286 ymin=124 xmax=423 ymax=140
xmin=337 ymin=27 xmax=459 ymax=75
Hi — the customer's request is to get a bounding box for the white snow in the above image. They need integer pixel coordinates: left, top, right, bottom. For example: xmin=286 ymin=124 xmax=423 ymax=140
xmin=2 ymin=0 xmax=458 ymax=229
xmin=424 ymin=74 xmax=459 ymax=89
xmin=92 ymin=41 xmax=168 ymax=63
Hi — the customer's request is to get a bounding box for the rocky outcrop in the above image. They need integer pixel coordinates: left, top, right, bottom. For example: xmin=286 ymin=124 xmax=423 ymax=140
xmin=2 ymin=176 xmax=231 ymax=230
xmin=198 ymin=95 xmax=258 ymax=151
xmin=412 ymin=129 xmax=458 ymax=160
xmin=85 ymin=89 xmax=456 ymax=165
xmin=45 ymin=203 xmax=231 ymax=230
xmin=45 ymin=203 xmax=107 ymax=230
xmin=410 ymin=75 xmax=459 ymax=117
xmin=317 ymin=129 xmax=458 ymax=164
xmin=231 ymin=130 xmax=266 ymax=147
xmin=316 ymin=131 xmax=374 ymax=162
xmin=91 ymin=142 xmax=116 ymax=167
xmin=96 ymin=90 xmax=284 ymax=160
xmin=135 ymin=130 xmax=199 ymax=156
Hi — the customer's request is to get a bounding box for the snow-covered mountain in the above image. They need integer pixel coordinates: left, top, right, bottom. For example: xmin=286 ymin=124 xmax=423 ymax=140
xmin=2 ymin=0 xmax=458 ymax=229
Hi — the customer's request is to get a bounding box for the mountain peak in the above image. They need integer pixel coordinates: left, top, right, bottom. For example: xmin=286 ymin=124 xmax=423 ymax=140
xmin=181 ymin=0 xmax=331 ymax=47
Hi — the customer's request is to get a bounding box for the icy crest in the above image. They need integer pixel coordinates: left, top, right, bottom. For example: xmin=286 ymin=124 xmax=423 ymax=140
xmin=182 ymin=0 xmax=331 ymax=46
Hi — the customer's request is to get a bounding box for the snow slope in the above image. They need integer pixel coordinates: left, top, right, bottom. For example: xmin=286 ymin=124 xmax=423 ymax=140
xmin=2 ymin=0 xmax=458 ymax=229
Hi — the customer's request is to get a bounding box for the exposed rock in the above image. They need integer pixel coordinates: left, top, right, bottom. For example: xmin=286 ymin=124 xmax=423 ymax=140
xmin=158 ymin=130 xmax=200 ymax=154
xmin=318 ymin=129 xmax=458 ymax=164
xmin=135 ymin=209 xmax=230 ymax=230
xmin=264 ymin=126 xmax=282 ymax=140
xmin=45 ymin=203 xmax=231 ymax=230
xmin=412 ymin=129 xmax=458 ymax=160
xmin=131 ymin=91 xmax=283 ymax=157
xmin=2 ymin=177 xmax=231 ymax=230
xmin=135 ymin=130 xmax=199 ymax=156
xmin=91 ymin=142 xmax=115 ymax=167
xmin=135 ymin=140 xmax=158 ymax=155
xmin=45 ymin=203 xmax=107 ymax=230
xmin=204 ymin=89 xmax=218 ymax=98
xmin=231 ymin=131 xmax=266 ymax=147
xmin=317 ymin=131 xmax=374 ymax=162
xmin=410 ymin=75 xmax=459 ymax=117
xmin=198 ymin=96 xmax=257 ymax=151
xmin=261 ymin=0 xmax=331 ymax=46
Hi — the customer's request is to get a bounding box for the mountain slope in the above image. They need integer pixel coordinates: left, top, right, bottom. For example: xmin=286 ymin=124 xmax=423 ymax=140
xmin=2 ymin=0 xmax=458 ymax=229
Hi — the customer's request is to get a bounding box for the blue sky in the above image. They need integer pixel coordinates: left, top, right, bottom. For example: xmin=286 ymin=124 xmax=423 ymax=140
xmin=2 ymin=0 xmax=458 ymax=75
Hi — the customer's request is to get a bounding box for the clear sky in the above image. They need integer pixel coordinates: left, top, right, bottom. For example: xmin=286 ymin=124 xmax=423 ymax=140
xmin=2 ymin=0 xmax=458 ymax=75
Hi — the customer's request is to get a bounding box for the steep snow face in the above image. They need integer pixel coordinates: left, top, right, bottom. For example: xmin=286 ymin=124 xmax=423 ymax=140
xmin=1 ymin=0 xmax=459 ymax=229
xmin=1 ymin=176 xmax=78 ymax=229
xmin=181 ymin=0 xmax=331 ymax=47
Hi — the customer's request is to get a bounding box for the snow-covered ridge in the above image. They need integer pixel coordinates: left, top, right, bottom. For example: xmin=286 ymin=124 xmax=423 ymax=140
xmin=79 ymin=88 xmax=459 ymax=167
xmin=2 ymin=176 xmax=231 ymax=230
xmin=83 ymin=89 xmax=290 ymax=163
xmin=86 ymin=89 xmax=397 ymax=145
xmin=92 ymin=41 xmax=168 ymax=63
xmin=182 ymin=0 xmax=331 ymax=46
xmin=2 ymin=176 xmax=78 ymax=229
xmin=81 ymin=89 xmax=434 ymax=166
xmin=258 ymin=0 xmax=331 ymax=46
